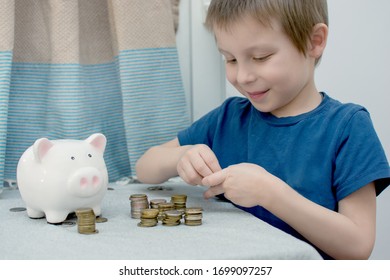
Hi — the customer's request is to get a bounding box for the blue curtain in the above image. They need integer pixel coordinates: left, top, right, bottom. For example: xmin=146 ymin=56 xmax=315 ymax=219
xmin=0 ymin=0 xmax=189 ymax=185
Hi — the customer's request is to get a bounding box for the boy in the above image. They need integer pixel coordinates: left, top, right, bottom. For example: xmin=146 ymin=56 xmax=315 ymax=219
xmin=136 ymin=0 xmax=390 ymax=259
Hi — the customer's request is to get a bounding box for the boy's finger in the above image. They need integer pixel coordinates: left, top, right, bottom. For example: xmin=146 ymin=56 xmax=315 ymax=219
xmin=192 ymin=155 xmax=214 ymax=178
xmin=203 ymin=185 xmax=224 ymax=199
xmin=199 ymin=149 xmax=222 ymax=174
xmin=202 ymin=169 xmax=226 ymax=187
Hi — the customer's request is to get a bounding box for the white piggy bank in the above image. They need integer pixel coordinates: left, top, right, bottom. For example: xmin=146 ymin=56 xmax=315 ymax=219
xmin=16 ymin=133 xmax=108 ymax=224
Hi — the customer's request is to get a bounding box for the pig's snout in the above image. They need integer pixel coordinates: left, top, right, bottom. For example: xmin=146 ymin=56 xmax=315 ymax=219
xmin=68 ymin=167 xmax=104 ymax=198
xmin=80 ymin=175 xmax=100 ymax=189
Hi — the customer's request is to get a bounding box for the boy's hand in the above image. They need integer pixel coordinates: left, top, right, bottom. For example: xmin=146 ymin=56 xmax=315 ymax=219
xmin=177 ymin=144 xmax=222 ymax=186
xmin=202 ymin=163 xmax=285 ymax=208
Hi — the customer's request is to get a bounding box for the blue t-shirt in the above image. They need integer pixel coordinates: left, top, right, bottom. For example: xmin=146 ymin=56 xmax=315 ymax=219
xmin=178 ymin=93 xmax=390 ymax=259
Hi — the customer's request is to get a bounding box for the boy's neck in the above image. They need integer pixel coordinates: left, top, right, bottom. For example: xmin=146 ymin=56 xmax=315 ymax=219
xmin=271 ymin=86 xmax=323 ymax=118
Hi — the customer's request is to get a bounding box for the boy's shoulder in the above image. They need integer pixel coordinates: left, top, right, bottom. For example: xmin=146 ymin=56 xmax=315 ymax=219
xmin=323 ymin=93 xmax=369 ymax=123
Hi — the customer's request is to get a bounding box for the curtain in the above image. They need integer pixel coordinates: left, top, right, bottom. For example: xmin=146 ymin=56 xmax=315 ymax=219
xmin=0 ymin=0 xmax=189 ymax=185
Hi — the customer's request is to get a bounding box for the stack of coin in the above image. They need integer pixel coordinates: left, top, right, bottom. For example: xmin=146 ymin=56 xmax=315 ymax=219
xmin=149 ymin=198 xmax=167 ymax=209
xmin=184 ymin=207 xmax=203 ymax=226
xmin=138 ymin=208 xmax=159 ymax=227
xmin=129 ymin=194 xmax=149 ymax=219
xmin=162 ymin=210 xmax=182 ymax=226
xmin=75 ymin=208 xmax=98 ymax=234
xmin=171 ymin=194 xmax=187 ymax=212
xmin=157 ymin=202 xmax=175 ymax=221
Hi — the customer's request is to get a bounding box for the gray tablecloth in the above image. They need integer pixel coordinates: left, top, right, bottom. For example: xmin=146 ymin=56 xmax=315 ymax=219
xmin=0 ymin=181 xmax=322 ymax=260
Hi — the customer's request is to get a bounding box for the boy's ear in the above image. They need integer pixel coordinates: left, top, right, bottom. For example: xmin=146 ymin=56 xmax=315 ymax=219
xmin=308 ymin=23 xmax=328 ymax=59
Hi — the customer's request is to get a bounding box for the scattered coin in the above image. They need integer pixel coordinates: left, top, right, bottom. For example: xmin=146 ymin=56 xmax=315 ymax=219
xmin=9 ymin=207 xmax=27 ymax=212
xmin=61 ymin=221 xmax=76 ymax=227
xmin=96 ymin=216 xmax=108 ymax=223
xmin=147 ymin=186 xmax=173 ymax=191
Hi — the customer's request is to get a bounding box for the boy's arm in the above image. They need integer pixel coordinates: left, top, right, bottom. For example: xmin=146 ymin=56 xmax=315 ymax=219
xmin=202 ymin=163 xmax=376 ymax=259
xmin=269 ymin=181 xmax=376 ymax=260
xmin=135 ymin=138 xmax=192 ymax=184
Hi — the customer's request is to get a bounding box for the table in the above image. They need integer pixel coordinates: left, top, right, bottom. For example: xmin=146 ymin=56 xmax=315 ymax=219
xmin=0 ymin=181 xmax=322 ymax=260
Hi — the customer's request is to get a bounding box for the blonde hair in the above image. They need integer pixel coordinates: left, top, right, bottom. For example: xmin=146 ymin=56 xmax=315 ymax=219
xmin=205 ymin=0 xmax=328 ymax=62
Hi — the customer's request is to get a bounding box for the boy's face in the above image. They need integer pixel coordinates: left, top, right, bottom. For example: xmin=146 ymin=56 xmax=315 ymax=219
xmin=215 ymin=17 xmax=319 ymax=117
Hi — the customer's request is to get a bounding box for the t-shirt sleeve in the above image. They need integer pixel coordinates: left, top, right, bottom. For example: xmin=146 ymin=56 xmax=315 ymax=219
xmin=334 ymin=109 xmax=390 ymax=200
xmin=178 ymin=98 xmax=234 ymax=147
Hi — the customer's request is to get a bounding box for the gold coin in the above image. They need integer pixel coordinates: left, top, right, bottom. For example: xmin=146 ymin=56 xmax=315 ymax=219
xmin=185 ymin=207 xmax=203 ymax=214
xmin=171 ymin=194 xmax=187 ymax=201
xmin=129 ymin=194 xmax=147 ymax=200
xmin=79 ymin=229 xmax=99 ymax=234
xmin=137 ymin=222 xmax=157 ymax=227
xmin=185 ymin=220 xmax=202 ymax=226
xmin=162 ymin=221 xmax=181 ymax=226
xmin=184 ymin=214 xmax=203 ymax=221
xmin=141 ymin=208 xmax=159 ymax=218
xmin=96 ymin=216 xmax=108 ymax=223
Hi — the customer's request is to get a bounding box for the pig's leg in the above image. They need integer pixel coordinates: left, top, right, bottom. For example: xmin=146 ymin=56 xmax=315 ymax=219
xmin=92 ymin=205 xmax=101 ymax=217
xmin=26 ymin=207 xmax=45 ymax=219
xmin=45 ymin=210 xmax=69 ymax=224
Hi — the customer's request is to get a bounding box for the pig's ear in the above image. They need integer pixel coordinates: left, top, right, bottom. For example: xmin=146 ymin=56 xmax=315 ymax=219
xmin=86 ymin=133 xmax=106 ymax=153
xmin=33 ymin=138 xmax=54 ymax=163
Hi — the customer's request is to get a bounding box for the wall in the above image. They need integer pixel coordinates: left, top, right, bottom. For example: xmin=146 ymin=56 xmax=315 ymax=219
xmin=176 ymin=0 xmax=390 ymax=259
xmin=176 ymin=0 xmax=224 ymax=122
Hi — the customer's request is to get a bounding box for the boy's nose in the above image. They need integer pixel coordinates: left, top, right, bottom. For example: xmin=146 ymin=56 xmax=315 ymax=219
xmin=236 ymin=64 xmax=256 ymax=85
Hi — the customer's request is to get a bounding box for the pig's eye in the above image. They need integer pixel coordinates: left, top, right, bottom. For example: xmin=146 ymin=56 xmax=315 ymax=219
xmin=88 ymin=154 xmax=92 ymax=158
xmin=71 ymin=156 xmax=75 ymax=160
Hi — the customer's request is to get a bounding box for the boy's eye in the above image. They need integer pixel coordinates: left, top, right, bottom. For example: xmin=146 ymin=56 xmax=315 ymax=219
xmin=253 ymin=54 xmax=272 ymax=62
xmin=225 ymin=58 xmax=237 ymax=64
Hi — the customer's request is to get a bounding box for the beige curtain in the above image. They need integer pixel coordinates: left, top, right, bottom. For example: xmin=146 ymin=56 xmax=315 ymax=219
xmin=0 ymin=0 xmax=189 ymax=184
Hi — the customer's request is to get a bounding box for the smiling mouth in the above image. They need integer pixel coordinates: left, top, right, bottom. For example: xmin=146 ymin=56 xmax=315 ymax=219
xmin=247 ymin=90 xmax=269 ymax=99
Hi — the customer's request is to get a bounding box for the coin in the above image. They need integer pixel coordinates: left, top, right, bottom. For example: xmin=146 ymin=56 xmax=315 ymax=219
xmin=184 ymin=220 xmax=202 ymax=226
xmin=162 ymin=210 xmax=182 ymax=226
xmin=171 ymin=194 xmax=187 ymax=201
xmin=75 ymin=208 xmax=98 ymax=234
xmin=9 ymin=207 xmax=27 ymax=212
xmin=129 ymin=193 xmax=147 ymax=199
xmin=141 ymin=208 xmax=159 ymax=218
xmin=184 ymin=207 xmax=203 ymax=226
xmin=61 ymin=221 xmax=76 ymax=227
xmin=137 ymin=222 xmax=157 ymax=227
xmin=149 ymin=199 xmax=167 ymax=209
xmin=96 ymin=216 xmax=108 ymax=223
xmin=184 ymin=214 xmax=203 ymax=220
xmin=79 ymin=229 xmax=99 ymax=234
xmin=138 ymin=208 xmax=159 ymax=227
xmin=130 ymin=194 xmax=149 ymax=219
xmin=147 ymin=186 xmax=173 ymax=191
xmin=185 ymin=207 xmax=203 ymax=214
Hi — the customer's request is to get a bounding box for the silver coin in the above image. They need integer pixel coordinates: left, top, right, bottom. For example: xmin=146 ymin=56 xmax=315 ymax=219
xmin=147 ymin=186 xmax=173 ymax=191
xmin=9 ymin=207 xmax=26 ymax=212
xmin=61 ymin=221 xmax=76 ymax=227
